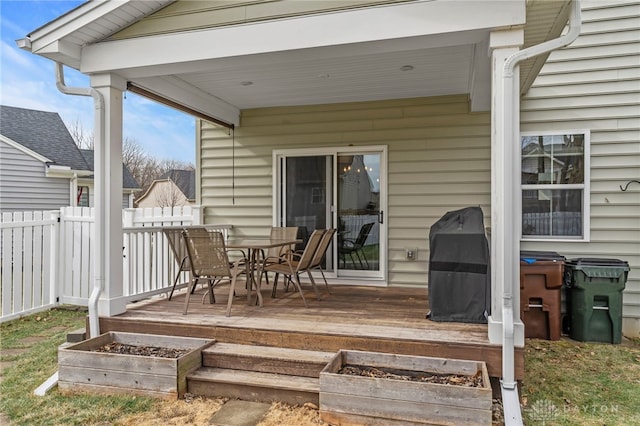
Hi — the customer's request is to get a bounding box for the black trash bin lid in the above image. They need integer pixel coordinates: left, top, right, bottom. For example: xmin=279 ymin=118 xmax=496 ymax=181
xmin=566 ymin=258 xmax=629 ymax=267
xmin=520 ymin=250 xmax=565 ymax=262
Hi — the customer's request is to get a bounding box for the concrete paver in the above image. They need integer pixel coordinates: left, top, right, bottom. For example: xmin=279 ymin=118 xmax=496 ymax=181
xmin=209 ymin=400 xmax=270 ymax=426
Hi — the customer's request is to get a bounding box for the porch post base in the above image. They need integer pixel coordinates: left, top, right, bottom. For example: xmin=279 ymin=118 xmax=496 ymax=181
xmin=488 ymin=316 xmax=525 ymax=347
xmin=97 ymin=297 xmax=127 ymax=318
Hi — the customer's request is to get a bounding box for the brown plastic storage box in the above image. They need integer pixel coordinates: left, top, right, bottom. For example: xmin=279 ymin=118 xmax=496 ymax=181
xmin=520 ymin=251 xmax=565 ymax=340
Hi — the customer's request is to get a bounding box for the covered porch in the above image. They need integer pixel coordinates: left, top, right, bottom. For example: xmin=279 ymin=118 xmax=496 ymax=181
xmin=17 ymin=1 xmax=578 ymax=421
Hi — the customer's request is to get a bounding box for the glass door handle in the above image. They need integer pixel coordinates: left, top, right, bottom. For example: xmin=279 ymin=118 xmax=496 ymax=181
xmin=379 ymin=211 xmax=384 ymax=224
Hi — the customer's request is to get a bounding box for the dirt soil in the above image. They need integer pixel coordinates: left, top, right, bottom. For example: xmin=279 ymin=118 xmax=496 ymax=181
xmin=92 ymin=343 xmax=190 ymax=358
xmin=338 ymin=364 xmax=485 ymax=387
xmin=119 ymin=397 xmax=326 ymax=426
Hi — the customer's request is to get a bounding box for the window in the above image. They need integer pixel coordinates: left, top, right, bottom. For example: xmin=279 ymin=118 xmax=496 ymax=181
xmin=77 ymin=186 xmax=90 ymax=207
xmin=311 ymin=187 xmax=325 ymax=204
xmin=521 ymin=131 xmax=589 ymax=240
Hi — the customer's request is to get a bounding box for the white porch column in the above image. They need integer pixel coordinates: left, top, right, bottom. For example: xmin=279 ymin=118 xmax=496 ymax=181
xmin=488 ymin=29 xmax=525 ymax=346
xmin=91 ymin=73 xmax=127 ymax=317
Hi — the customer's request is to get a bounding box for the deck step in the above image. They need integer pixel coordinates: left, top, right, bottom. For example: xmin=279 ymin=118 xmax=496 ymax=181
xmin=187 ymin=367 xmax=320 ymax=405
xmin=202 ymin=342 xmax=335 ymax=377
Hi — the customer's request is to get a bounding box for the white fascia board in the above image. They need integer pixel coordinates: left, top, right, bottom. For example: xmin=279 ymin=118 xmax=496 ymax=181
xmin=46 ymin=164 xmax=73 ymax=178
xmin=1 ymin=135 xmax=51 ymax=163
xmin=77 ymin=177 xmax=93 ymax=185
xmin=28 ymin=0 xmax=137 ymax=53
xmin=81 ymin=0 xmax=525 ymax=74
xmin=36 ymin=40 xmax=82 ymax=69
xmin=47 ymin=166 xmax=92 ymax=179
xmin=135 ymin=75 xmax=240 ymax=126
xmin=120 ymin=29 xmax=488 ymax=80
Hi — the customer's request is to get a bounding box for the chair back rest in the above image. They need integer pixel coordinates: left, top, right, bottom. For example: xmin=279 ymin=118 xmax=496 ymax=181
xmin=163 ymin=227 xmax=191 ymax=271
xmin=268 ymin=226 xmax=298 ymax=257
xmin=311 ymin=228 xmax=336 ymax=268
xmin=182 ymin=227 xmax=231 ymax=277
xmin=296 ymin=229 xmax=324 ymax=270
xmin=354 ymin=222 xmax=375 ymax=248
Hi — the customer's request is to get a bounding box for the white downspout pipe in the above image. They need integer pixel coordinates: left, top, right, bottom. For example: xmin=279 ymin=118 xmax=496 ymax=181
xmin=55 ymin=62 xmax=104 ymax=338
xmin=501 ymin=1 xmax=581 ymax=424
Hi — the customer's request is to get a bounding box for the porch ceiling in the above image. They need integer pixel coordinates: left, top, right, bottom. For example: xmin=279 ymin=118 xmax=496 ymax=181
xmin=20 ymin=0 xmax=570 ymax=126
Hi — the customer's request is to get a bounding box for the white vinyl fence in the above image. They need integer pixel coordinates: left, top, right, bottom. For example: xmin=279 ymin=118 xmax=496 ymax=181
xmin=1 ymin=210 xmax=57 ymax=321
xmin=1 ymin=206 xmax=231 ymax=322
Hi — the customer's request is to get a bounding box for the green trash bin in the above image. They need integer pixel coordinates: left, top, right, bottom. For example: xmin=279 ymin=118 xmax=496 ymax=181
xmin=564 ymin=258 xmax=629 ymax=344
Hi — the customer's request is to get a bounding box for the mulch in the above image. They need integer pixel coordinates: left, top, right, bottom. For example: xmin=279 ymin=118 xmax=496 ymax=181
xmin=337 ymin=364 xmax=484 ymax=387
xmin=92 ymin=343 xmax=190 ymax=358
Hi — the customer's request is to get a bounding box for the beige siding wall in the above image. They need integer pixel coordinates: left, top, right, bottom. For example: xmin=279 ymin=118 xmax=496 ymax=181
xmin=199 ymin=95 xmax=491 ymax=287
xmin=112 ymin=0 xmax=412 ymax=39
xmin=521 ymin=0 xmax=640 ymax=333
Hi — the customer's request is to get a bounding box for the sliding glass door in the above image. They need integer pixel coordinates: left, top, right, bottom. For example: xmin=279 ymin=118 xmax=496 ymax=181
xmin=274 ymin=146 xmax=386 ymax=282
xmin=337 ymin=153 xmax=382 ymax=276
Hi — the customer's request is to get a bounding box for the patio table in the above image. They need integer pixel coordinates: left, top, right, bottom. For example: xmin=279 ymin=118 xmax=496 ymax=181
xmin=226 ymin=238 xmax=301 ymax=306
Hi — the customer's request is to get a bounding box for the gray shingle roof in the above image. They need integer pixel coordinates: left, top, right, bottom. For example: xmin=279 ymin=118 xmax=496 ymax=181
xmin=159 ymin=169 xmax=195 ymax=200
xmin=0 ymin=105 xmax=90 ymax=171
xmin=79 ymin=149 xmax=140 ymax=190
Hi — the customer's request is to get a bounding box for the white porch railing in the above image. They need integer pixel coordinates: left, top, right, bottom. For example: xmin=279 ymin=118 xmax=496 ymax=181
xmin=0 ymin=206 xmax=231 ymax=322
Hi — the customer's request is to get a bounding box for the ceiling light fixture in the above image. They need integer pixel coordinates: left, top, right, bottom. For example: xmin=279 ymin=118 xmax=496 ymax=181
xmin=240 ymin=81 xmax=253 ymax=86
xmin=400 ymin=65 xmax=414 ymax=71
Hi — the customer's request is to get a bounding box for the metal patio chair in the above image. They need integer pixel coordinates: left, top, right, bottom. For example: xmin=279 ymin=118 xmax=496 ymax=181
xmin=163 ymin=226 xmax=192 ymax=301
xmin=182 ymin=227 xmax=247 ymax=317
xmin=257 ymin=226 xmax=299 ymax=287
xmin=306 ymin=228 xmax=336 ymax=294
xmin=258 ymin=229 xmax=324 ymax=306
xmin=339 ymin=222 xmax=374 ymax=269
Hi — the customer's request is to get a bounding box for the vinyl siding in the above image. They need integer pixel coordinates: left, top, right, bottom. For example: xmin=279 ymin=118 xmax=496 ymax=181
xmin=0 ymin=141 xmax=70 ymax=212
xmin=112 ymin=0 xmax=412 ymax=39
xmin=521 ymin=0 xmax=640 ymax=329
xmin=199 ymin=94 xmax=491 ymax=287
xmin=136 ymin=181 xmax=194 ymax=208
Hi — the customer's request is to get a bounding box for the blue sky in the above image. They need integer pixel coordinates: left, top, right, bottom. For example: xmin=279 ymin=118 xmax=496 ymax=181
xmin=0 ymin=0 xmax=195 ymax=164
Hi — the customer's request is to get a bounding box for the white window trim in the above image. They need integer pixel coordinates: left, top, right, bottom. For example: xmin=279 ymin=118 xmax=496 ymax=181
xmin=520 ymin=129 xmax=590 ymax=242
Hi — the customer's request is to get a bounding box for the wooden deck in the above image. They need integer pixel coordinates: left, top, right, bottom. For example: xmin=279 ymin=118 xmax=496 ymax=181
xmin=98 ymin=283 xmax=524 ymax=380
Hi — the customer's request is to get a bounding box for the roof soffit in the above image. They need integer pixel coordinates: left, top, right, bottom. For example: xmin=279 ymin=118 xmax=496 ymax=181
xmin=520 ymin=0 xmax=573 ymax=94
xmin=20 ymin=0 xmax=569 ymax=117
xmin=74 ymin=1 xmax=526 ymax=115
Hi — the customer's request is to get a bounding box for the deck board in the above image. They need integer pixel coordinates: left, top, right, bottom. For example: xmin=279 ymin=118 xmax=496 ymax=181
xmin=102 ymin=283 xmax=523 ymax=379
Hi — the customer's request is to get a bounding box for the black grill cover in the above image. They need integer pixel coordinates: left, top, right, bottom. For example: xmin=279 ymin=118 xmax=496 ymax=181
xmin=428 ymin=206 xmax=490 ymax=323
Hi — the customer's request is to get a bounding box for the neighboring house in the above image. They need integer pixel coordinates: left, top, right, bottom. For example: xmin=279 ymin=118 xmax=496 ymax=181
xmin=135 ymin=169 xmax=195 ymax=208
xmin=0 ymin=105 xmax=139 ymax=211
xmin=17 ymin=0 xmax=639 ymax=395
xmin=78 ymin=149 xmax=140 ymax=209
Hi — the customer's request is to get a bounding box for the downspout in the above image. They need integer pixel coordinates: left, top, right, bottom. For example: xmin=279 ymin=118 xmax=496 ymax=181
xmin=501 ymin=1 xmax=581 ymax=424
xmin=55 ymin=62 xmax=104 ymax=338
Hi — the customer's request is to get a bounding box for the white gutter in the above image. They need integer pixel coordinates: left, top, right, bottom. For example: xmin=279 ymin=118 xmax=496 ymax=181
xmin=501 ymin=1 xmax=581 ymax=424
xmin=55 ymin=62 xmax=104 ymax=338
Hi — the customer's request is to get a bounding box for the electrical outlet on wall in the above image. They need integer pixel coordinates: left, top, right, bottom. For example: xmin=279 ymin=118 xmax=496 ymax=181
xmin=405 ymin=248 xmax=418 ymax=260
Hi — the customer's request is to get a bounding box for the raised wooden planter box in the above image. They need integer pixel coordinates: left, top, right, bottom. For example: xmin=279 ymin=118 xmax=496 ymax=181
xmin=58 ymin=332 xmax=214 ymax=399
xmin=319 ymin=350 xmax=492 ymax=426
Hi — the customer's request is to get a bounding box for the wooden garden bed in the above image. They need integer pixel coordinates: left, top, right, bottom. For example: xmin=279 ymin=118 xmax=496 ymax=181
xmin=58 ymin=332 xmax=214 ymax=399
xmin=319 ymin=350 xmax=492 ymax=425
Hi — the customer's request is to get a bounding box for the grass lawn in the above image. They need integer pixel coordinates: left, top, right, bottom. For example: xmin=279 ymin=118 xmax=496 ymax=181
xmin=521 ymin=337 xmax=640 ymax=425
xmin=1 ymin=307 xmax=639 ymax=425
